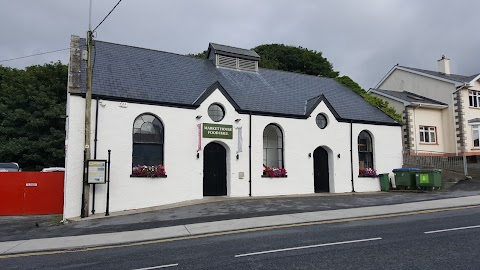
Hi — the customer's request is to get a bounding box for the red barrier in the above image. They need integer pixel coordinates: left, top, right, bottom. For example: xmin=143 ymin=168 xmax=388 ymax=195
xmin=0 ymin=172 xmax=64 ymax=215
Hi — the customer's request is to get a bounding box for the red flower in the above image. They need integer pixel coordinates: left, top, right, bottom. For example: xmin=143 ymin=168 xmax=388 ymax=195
xmin=263 ymin=165 xmax=287 ymax=177
xmin=359 ymin=168 xmax=377 ymax=177
xmin=132 ymin=164 xmax=166 ymax=177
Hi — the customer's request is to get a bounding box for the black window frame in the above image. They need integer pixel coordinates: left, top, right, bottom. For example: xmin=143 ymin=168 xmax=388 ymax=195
xmin=132 ymin=113 xmax=164 ymax=168
xmin=263 ymin=124 xmax=284 ymax=168
xmin=358 ymin=130 xmax=374 ymax=170
xmin=208 ymin=103 xmax=225 ymax=122
xmin=315 ymin=113 xmax=328 ymax=129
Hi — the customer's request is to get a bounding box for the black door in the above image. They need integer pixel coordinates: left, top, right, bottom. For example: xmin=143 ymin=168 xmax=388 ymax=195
xmin=314 ymin=147 xmax=329 ymax=192
xmin=203 ymin=142 xmax=227 ymax=196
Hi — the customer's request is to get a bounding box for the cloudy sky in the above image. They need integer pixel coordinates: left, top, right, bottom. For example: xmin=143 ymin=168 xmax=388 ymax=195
xmin=1 ymin=0 xmax=479 ymax=88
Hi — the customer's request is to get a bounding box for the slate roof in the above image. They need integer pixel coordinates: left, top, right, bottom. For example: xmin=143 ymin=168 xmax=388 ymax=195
xmin=371 ymin=89 xmax=447 ymax=106
xmin=399 ymin=66 xmax=479 ymax=83
xmin=79 ymin=39 xmax=398 ymax=125
xmin=208 ymin=43 xmax=260 ymax=60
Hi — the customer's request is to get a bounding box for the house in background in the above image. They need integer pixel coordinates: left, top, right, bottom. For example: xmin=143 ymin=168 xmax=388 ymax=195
xmin=369 ymin=56 xmax=480 ymax=157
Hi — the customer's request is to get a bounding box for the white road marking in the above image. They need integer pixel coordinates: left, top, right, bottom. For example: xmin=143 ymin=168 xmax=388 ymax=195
xmin=424 ymin=225 xmax=480 ymax=234
xmin=131 ymin=263 xmax=178 ymax=270
xmin=234 ymin=237 xmax=382 ymax=258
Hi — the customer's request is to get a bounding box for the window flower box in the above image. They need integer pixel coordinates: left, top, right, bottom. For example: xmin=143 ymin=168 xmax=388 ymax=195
xmin=359 ymin=168 xmax=377 ymax=178
xmin=131 ymin=164 xmax=167 ymax=178
xmin=262 ymin=166 xmax=287 ymax=178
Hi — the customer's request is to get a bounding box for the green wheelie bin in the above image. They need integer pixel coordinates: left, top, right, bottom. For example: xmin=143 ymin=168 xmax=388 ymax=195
xmin=378 ymin=173 xmax=390 ymax=191
xmin=415 ymin=169 xmax=442 ymax=190
xmin=392 ymin=168 xmax=420 ymax=189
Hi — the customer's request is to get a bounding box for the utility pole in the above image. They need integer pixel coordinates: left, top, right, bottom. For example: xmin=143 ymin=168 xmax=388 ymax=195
xmin=82 ymin=0 xmax=94 ymax=218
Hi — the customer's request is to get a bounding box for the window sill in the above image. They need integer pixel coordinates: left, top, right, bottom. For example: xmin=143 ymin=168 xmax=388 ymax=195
xmin=130 ymin=174 xmax=168 ymax=178
xmin=419 ymin=143 xmax=438 ymax=145
xmin=358 ymin=175 xmax=378 ymax=178
xmin=468 ymin=106 xmax=480 ymax=110
xmin=261 ymin=175 xmax=288 ymax=178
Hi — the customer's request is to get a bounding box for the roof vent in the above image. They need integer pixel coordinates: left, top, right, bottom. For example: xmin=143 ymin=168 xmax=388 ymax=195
xmin=238 ymin=58 xmax=257 ymax=71
xmin=207 ymin=43 xmax=259 ymax=72
xmin=217 ymin=55 xmax=237 ymax=69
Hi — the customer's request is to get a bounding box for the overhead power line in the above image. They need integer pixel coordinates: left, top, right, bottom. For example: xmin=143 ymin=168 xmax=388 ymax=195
xmin=93 ymin=0 xmax=123 ymax=32
xmin=0 ymin=48 xmax=69 ymax=63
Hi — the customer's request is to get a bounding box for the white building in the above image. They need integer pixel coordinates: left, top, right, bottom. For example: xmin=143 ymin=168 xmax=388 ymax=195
xmin=64 ymin=36 xmax=402 ymax=219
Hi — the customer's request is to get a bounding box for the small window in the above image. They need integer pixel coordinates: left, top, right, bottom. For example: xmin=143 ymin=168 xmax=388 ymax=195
xmin=132 ymin=114 xmax=164 ymax=168
xmin=469 ymin=91 xmax=480 ymax=108
xmin=358 ymin=131 xmax=374 ymax=171
xmin=472 ymin=124 xmax=480 ymax=148
xmin=316 ymin=114 xmax=328 ymax=129
xmin=263 ymin=124 xmax=284 ymax=168
xmin=208 ymin=103 xmax=225 ymax=122
xmin=419 ymin=126 xmax=436 ymax=143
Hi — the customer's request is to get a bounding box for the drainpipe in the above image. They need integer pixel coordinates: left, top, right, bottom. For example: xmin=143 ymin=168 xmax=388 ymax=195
xmin=94 ymin=97 xmax=99 ymax=157
xmin=249 ymin=111 xmax=252 ymax=197
xmin=350 ymin=120 xmax=355 ymax=192
xmin=91 ymin=96 xmax=99 ymax=215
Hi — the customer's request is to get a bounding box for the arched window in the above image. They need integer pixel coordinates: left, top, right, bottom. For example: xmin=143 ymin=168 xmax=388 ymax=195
xmin=132 ymin=114 xmax=164 ymax=167
xmin=358 ymin=131 xmax=373 ymax=170
xmin=263 ymin=124 xmax=284 ymax=168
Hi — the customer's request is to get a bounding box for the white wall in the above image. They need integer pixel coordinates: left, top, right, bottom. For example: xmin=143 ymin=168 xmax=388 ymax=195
xmin=250 ymin=101 xmax=351 ymax=195
xmin=352 ymin=123 xmax=403 ymax=192
xmin=64 ymin=90 xmax=249 ymax=219
xmin=251 ymin=102 xmax=402 ymax=195
xmin=64 ymin=90 xmax=403 ymax=218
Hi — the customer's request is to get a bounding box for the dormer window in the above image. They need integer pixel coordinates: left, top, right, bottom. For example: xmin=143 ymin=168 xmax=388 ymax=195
xmin=207 ymin=43 xmax=260 ymax=72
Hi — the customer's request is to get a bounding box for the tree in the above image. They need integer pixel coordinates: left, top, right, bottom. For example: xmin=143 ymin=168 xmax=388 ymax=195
xmin=335 ymin=76 xmax=366 ymax=95
xmin=254 ymin=44 xmax=339 ymax=78
xmin=361 ymin=93 xmax=403 ymax=122
xmin=188 ymin=44 xmax=401 ymax=122
xmin=188 ymin=50 xmax=208 ymax=59
xmin=0 ymin=62 xmax=67 ymax=171
xmin=335 ymin=76 xmax=402 ymax=122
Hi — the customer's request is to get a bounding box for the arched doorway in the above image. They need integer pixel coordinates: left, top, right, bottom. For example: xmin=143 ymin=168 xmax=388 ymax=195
xmin=203 ymin=142 xmax=227 ymax=196
xmin=313 ymin=146 xmax=329 ymax=192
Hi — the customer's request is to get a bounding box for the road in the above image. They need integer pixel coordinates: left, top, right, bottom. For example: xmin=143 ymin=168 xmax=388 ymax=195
xmin=2 ymin=207 xmax=480 ymax=269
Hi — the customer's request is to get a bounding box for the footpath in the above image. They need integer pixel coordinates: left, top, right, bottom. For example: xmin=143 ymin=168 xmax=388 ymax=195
xmin=1 ymin=179 xmax=479 ymax=255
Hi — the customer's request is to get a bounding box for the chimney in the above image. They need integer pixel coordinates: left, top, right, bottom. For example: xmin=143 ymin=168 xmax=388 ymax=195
xmin=437 ymin=55 xmax=450 ymax=75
